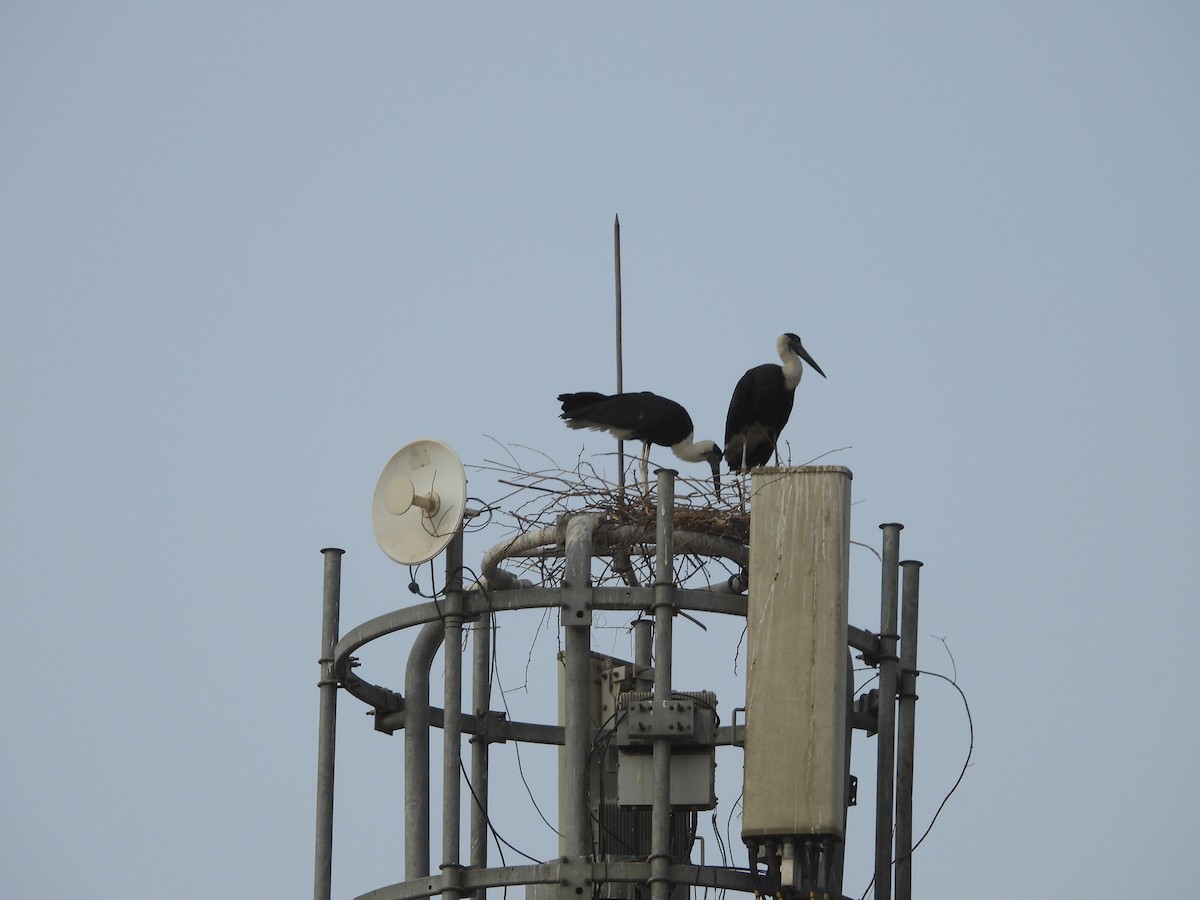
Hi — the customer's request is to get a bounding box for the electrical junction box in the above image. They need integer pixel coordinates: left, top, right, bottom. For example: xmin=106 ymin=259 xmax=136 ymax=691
xmin=613 ymin=691 xmax=718 ymax=810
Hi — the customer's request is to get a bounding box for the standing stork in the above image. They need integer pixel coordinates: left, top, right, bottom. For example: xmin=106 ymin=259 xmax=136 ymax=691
xmin=558 ymin=391 xmax=722 ymax=491
xmin=724 ymin=332 xmax=826 ymax=471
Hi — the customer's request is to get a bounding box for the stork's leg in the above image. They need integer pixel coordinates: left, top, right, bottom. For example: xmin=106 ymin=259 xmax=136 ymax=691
xmin=640 ymin=443 xmax=650 ymax=495
xmin=736 ymin=442 xmax=749 ymax=513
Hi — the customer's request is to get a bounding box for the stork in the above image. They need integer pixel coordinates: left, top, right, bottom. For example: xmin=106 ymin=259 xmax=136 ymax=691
xmin=558 ymin=391 xmax=722 ymax=491
xmin=724 ymin=332 xmax=826 ymax=471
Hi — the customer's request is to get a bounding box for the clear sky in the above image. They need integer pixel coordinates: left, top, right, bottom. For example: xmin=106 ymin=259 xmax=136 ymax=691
xmin=3 ymin=4 xmax=1198 ymax=898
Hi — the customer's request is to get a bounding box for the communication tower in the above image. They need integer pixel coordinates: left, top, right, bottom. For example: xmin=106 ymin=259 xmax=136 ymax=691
xmin=314 ymin=440 xmax=924 ymax=900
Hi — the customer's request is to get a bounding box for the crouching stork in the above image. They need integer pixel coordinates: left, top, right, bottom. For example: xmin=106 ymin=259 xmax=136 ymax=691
xmin=558 ymin=391 xmax=722 ymax=492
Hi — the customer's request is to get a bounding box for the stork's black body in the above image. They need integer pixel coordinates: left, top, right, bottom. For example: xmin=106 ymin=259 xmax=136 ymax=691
xmin=724 ymin=333 xmax=825 ymax=471
xmin=558 ymin=391 xmax=722 ymax=489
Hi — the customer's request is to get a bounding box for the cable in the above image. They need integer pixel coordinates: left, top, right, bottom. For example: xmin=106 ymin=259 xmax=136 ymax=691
xmin=463 ymin=498 xmax=495 ymax=532
xmin=587 ymin=708 xmax=644 ymax=860
xmin=407 ymin=561 xmax=447 ymax=619
xmin=459 ymin=564 xmax=564 ymax=842
xmin=855 ymin=671 xmax=880 ymax=698
xmin=907 ymin=670 xmax=973 ymax=855
xmin=459 ymin=757 xmax=543 ymax=866
xmin=405 ymin=559 xmax=542 ymax=886
xmin=732 ymin=624 xmax=747 ymax=676
xmin=711 ymin=812 xmax=728 ymax=868
xmin=710 ymin=812 xmax=729 ymax=900
xmin=858 ymin=667 xmax=974 ymax=900
xmin=725 ymin=792 xmax=745 ymax=877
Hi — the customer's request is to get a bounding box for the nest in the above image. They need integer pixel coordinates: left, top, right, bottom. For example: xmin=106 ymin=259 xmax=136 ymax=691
xmin=471 ymin=444 xmax=754 ymax=590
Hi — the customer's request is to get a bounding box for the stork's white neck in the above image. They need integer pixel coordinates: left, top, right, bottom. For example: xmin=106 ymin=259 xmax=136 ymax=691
xmin=778 ymin=335 xmax=804 ymax=391
xmin=671 ymin=435 xmax=718 ymax=463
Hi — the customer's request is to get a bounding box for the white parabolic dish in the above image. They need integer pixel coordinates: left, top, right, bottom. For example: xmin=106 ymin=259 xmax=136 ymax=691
xmin=371 ymin=439 xmax=467 ymax=565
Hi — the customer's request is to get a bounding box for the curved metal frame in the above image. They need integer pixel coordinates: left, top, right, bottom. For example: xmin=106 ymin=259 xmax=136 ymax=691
xmin=355 ymin=860 xmax=763 ymax=900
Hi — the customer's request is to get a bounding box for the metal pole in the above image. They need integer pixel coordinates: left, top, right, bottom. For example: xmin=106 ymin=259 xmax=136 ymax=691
xmin=874 ymin=523 xmax=903 ymax=900
xmin=442 ymin=532 xmax=466 ymax=900
xmin=895 ymin=559 xmax=923 ymax=900
xmin=563 ymin=514 xmax=599 ymax=856
xmin=614 ymin=214 xmax=625 ymax=496
xmin=314 ymin=548 xmax=343 ymax=900
xmin=405 ymin=621 xmax=445 ymax=880
xmin=470 ymin=611 xmax=493 ymax=899
xmin=649 ymin=468 xmax=676 ymax=900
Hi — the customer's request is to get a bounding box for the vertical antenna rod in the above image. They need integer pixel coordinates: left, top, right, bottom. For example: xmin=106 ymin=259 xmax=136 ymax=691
xmin=614 ymin=214 xmax=625 ymax=495
xmin=314 ymin=548 xmax=344 ymax=900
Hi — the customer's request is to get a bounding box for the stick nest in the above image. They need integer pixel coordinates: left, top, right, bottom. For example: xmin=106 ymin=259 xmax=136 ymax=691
xmin=471 ymin=444 xmax=754 ymax=589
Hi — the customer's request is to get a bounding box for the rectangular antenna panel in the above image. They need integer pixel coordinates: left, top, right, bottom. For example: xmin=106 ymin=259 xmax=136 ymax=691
xmin=742 ymin=466 xmax=851 ymax=839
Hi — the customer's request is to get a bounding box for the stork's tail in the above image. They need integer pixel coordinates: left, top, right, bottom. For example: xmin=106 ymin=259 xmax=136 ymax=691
xmin=557 ymin=391 xmax=609 ymax=418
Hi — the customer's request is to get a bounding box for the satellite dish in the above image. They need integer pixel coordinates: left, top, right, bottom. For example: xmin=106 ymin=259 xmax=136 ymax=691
xmin=372 ymin=439 xmax=467 ymax=565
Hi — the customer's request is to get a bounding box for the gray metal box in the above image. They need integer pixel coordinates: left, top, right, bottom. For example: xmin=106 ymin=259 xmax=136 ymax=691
xmin=616 ymin=747 xmax=717 ymax=810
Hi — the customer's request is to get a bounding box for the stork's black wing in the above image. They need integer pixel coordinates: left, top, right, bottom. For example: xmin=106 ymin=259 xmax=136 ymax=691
xmin=724 ymin=369 xmax=759 ymax=446
xmin=724 ymin=365 xmax=795 ymax=469
xmin=559 ymin=391 xmax=693 ymax=446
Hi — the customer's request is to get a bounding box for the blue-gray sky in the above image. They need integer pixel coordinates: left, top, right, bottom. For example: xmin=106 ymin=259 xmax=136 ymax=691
xmin=3 ymin=4 xmax=1197 ymax=898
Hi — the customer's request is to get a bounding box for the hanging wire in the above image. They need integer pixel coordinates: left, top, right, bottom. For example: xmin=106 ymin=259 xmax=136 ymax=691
xmin=905 ymin=670 xmax=974 ymax=855
xmin=711 ymin=812 xmax=728 ymax=868
xmin=463 ymin=498 xmax=496 ymax=532
xmin=585 ymin=708 xmax=641 ymax=861
xmin=407 ymin=560 xmax=444 ymax=600
xmin=857 ymin=664 xmax=974 ymax=900
xmin=459 ymin=757 xmax=542 ymax=866
xmin=456 ymin=564 xmax=563 ymax=843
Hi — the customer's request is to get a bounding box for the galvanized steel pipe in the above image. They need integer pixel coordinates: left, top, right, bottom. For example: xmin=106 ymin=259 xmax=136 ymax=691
xmin=405 ymin=621 xmax=445 ymax=879
xmin=895 ymin=559 xmax=923 ymax=900
xmin=441 ymin=532 xmax=466 ymax=900
xmin=874 ymin=523 xmax=903 ymax=900
xmin=563 ymin=514 xmax=600 ymax=855
xmin=469 ymin=614 xmax=493 ymax=896
xmin=313 ymin=548 xmax=343 ymax=900
xmin=649 ymin=468 xmax=677 ymax=900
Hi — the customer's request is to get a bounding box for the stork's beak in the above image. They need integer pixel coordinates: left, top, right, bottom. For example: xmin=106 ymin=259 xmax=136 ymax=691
xmin=709 ymin=454 xmax=722 ymax=494
xmin=795 ymin=340 xmax=826 ymax=378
